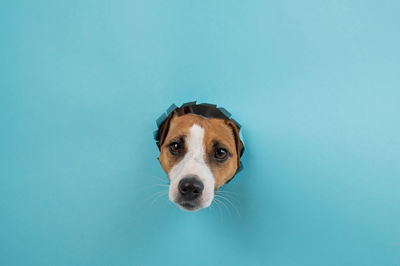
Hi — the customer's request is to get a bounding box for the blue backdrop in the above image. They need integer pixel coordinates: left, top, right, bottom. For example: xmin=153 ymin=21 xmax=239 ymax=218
xmin=1 ymin=1 xmax=399 ymax=265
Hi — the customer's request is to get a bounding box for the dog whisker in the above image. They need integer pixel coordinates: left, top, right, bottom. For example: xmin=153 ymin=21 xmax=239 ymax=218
xmin=138 ymin=183 xmax=170 ymax=193
xmin=144 ymin=188 xmax=168 ymax=203
xmin=151 ymin=189 xmax=168 ymax=197
xmin=212 ymin=198 xmax=223 ymax=220
xmin=217 ymin=189 xmax=242 ymax=197
xmin=150 ymin=190 xmax=169 ymax=205
xmin=214 ymin=197 xmax=232 ymax=218
xmin=215 ymin=194 xmax=240 ymax=217
xmin=213 ymin=197 xmax=232 ymax=219
xmin=153 ymin=184 xmax=170 ymax=187
xmin=149 ymin=175 xmax=169 ymax=184
xmin=216 ymin=190 xmax=242 ymax=204
xmin=216 ymin=191 xmax=241 ymax=205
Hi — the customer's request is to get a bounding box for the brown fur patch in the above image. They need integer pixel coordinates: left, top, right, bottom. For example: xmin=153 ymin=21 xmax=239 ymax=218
xmin=158 ymin=113 xmax=239 ymax=189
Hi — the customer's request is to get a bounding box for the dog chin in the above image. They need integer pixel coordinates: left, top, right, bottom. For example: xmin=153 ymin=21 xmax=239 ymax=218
xmin=174 ymin=197 xmax=213 ymax=212
xmin=177 ymin=201 xmax=201 ymax=212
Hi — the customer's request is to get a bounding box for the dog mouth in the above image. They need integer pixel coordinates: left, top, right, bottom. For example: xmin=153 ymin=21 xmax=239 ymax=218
xmin=178 ymin=201 xmax=200 ymax=211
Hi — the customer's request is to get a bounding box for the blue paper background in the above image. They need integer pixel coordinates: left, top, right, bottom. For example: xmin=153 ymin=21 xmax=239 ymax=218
xmin=1 ymin=1 xmax=399 ymax=265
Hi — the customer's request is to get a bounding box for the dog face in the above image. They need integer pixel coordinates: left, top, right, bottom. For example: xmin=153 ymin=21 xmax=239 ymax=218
xmin=158 ymin=113 xmax=242 ymax=211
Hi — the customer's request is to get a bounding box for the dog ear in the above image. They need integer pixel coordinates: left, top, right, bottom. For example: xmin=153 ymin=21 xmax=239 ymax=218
xmin=157 ymin=111 xmax=175 ymax=149
xmin=225 ymin=120 xmax=244 ymax=169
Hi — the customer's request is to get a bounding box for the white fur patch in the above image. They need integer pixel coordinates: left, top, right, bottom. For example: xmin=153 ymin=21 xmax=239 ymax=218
xmin=168 ymin=124 xmax=215 ymax=209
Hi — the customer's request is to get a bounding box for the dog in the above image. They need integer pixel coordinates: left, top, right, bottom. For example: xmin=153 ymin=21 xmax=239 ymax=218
xmin=155 ymin=102 xmax=244 ymax=211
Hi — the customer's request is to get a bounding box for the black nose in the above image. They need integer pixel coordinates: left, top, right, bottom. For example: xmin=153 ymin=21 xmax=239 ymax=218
xmin=178 ymin=177 xmax=204 ymax=200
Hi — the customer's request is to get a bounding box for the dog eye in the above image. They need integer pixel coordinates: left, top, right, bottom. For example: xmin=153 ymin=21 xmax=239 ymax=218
xmin=214 ymin=148 xmax=228 ymax=161
xmin=169 ymin=142 xmax=182 ymax=154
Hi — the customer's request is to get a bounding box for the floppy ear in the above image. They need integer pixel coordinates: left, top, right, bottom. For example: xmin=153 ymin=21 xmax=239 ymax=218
xmin=157 ymin=111 xmax=175 ymax=149
xmin=225 ymin=120 xmax=244 ymax=169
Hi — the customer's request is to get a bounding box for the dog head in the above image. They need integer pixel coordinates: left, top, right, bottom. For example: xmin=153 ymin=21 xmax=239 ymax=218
xmin=155 ymin=103 xmax=244 ymax=211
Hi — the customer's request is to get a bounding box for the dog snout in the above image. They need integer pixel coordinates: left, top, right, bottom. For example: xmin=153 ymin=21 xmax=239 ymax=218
xmin=178 ymin=176 xmax=204 ymax=200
